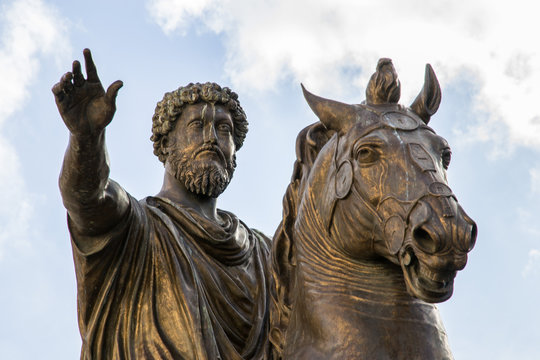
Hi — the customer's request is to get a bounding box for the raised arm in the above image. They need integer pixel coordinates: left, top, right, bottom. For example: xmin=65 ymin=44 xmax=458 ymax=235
xmin=53 ymin=49 xmax=128 ymax=235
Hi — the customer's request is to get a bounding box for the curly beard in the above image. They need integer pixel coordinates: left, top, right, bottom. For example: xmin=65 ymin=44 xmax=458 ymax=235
xmin=167 ymin=145 xmax=235 ymax=198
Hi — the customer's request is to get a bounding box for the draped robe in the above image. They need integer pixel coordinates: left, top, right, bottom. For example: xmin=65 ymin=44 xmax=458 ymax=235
xmin=69 ymin=195 xmax=271 ymax=359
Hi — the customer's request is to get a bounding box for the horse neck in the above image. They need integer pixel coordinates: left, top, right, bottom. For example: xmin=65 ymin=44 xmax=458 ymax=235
xmin=294 ymin=203 xmax=413 ymax=305
xmin=284 ymin=193 xmax=450 ymax=358
xmin=291 ymin=187 xmax=433 ymax=323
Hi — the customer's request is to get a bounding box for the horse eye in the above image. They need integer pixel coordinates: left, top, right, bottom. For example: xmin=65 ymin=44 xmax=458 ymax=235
xmin=356 ymin=146 xmax=379 ymax=163
xmin=442 ymin=148 xmax=452 ymax=169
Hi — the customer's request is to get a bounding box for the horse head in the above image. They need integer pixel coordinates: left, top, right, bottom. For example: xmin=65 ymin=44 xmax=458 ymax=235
xmin=298 ymin=58 xmax=477 ymax=303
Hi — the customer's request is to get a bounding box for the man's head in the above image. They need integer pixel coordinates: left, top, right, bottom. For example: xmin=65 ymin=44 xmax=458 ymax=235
xmin=151 ymin=82 xmax=248 ymax=197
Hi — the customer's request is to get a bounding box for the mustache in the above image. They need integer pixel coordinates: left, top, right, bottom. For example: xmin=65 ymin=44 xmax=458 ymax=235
xmin=192 ymin=143 xmax=226 ymax=164
xmin=169 ymin=143 xmax=227 ymax=166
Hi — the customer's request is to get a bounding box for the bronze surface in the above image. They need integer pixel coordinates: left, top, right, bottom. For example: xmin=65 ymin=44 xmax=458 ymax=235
xmin=53 ymin=49 xmax=477 ymax=359
xmin=53 ymin=49 xmax=272 ymax=359
xmin=270 ymin=59 xmax=477 ymax=359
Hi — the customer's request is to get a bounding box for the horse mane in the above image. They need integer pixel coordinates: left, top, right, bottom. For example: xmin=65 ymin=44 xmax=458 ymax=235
xmin=269 ymin=121 xmax=334 ymax=357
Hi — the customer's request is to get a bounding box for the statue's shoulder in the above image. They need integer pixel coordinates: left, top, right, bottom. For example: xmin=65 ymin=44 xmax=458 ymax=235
xmin=249 ymin=228 xmax=272 ymax=251
xmin=140 ymin=196 xmax=158 ymax=208
xmin=221 ymin=210 xmax=270 ymax=243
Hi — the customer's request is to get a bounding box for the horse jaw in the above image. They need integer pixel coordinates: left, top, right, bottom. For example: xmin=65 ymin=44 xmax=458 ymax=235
xmin=398 ymin=247 xmax=456 ymax=303
xmin=395 ymin=197 xmax=475 ymax=304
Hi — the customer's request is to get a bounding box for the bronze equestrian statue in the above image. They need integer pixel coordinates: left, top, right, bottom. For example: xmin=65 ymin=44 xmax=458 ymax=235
xmin=53 ymin=48 xmax=476 ymax=359
xmin=53 ymin=49 xmax=272 ymax=359
xmin=270 ymin=59 xmax=477 ymax=359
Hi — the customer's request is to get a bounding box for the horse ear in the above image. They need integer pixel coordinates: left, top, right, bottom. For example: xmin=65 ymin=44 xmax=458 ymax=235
xmin=301 ymin=84 xmax=357 ymax=133
xmin=410 ymin=64 xmax=441 ymax=124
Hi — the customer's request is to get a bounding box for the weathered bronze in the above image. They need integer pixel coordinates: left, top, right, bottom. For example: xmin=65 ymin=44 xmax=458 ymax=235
xmin=53 ymin=49 xmax=272 ymax=359
xmin=270 ymin=59 xmax=477 ymax=359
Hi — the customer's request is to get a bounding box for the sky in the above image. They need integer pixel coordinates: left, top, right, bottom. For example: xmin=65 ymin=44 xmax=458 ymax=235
xmin=0 ymin=0 xmax=539 ymax=358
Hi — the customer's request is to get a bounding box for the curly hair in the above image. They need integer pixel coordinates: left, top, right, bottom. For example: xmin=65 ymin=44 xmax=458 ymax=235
xmin=151 ymin=82 xmax=248 ymax=163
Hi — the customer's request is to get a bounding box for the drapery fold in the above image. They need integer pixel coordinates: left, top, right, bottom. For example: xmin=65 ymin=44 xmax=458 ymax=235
xmin=70 ymin=195 xmax=271 ymax=360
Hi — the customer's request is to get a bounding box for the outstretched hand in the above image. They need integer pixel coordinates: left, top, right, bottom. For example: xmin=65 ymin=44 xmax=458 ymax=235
xmin=52 ymin=48 xmax=123 ymax=136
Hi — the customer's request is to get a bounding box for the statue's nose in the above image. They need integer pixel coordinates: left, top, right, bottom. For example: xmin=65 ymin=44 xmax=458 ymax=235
xmin=408 ymin=200 xmax=439 ymax=254
xmin=455 ymin=206 xmax=477 ymax=253
xmin=203 ymin=121 xmax=218 ymax=144
xmin=409 ymin=198 xmax=477 ymax=256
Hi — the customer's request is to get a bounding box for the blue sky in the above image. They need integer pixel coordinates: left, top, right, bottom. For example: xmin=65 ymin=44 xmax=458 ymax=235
xmin=1 ymin=0 xmax=539 ymax=358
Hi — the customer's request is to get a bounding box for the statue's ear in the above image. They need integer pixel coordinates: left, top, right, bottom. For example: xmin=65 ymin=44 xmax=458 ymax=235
xmin=410 ymin=64 xmax=441 ymax=124
xmin=159 ymin=137 xmax=171 ymax=162
xmin=301 ymin=84 xmax=357 ymax=134
xmin=161 ymin=137 xmax=169 ymax=150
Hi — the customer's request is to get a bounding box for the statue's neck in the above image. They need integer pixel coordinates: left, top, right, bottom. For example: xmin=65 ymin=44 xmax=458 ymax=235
xmin=291 ymin=198 xmax=424 ymax=327
xmin=296 ymin=240 xmax=413 ymax=304
xmin=156 ymin=170 xmax=220 ymax=223
xmin=294 ymin=189 xmax=410 ymax=303
xmin=286 ymin=239 xmax=448 ymax=359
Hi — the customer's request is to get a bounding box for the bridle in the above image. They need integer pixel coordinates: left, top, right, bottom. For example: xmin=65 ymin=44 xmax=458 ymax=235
xmin=330 ymin=104 xmax=457 ymax=255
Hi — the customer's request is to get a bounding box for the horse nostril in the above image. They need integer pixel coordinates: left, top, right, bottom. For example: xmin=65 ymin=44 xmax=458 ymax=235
xmin=413 ymin=227 xmax=438 ymax=254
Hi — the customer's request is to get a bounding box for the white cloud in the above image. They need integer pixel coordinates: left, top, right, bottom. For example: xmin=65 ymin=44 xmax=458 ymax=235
xmin=523 ymin=249 xmax=540 ymax=278
xmin=0 ymin=0 xmax=69 ymax=258
xmin=147 ymin=0 xmax=540 ymax=150
xmin=531 ymin=166 xmax=540 ymax=195
xmin=147 ymin=0 xmax=218 ymax=35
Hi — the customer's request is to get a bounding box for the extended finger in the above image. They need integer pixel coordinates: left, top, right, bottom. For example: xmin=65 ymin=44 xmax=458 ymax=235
xmin=72 ymin=60 xmax=85 ymax=87
xmin=83 ymin=48 xmax=99 ymax=82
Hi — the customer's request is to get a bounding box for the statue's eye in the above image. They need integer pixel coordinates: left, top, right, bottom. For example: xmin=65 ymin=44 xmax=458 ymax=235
xmin=355 ymin=145 xmax=379 ymax=164
xmin=188 ymin=119 xmax=203 ymax=128
xmin=217 ymin=123 xmax=232 ymax=133
xmin=442 ymin=148 xmax=452 ymax=169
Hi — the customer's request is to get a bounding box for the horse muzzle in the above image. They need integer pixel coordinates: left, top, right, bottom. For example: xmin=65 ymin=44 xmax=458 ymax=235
xmin=396 ymin=196 xmax=477 ymax=303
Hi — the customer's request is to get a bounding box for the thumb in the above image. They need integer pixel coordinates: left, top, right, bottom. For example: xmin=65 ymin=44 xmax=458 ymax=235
xmin=106 ymin=80 xmax=124 ymax=104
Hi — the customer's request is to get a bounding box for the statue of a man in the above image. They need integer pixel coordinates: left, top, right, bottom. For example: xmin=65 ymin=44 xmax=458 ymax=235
xmin=52 ymin=49 xmax=272 ymax=359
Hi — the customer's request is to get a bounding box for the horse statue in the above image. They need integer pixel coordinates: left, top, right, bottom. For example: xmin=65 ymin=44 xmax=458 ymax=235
xmin=269 ymin=59 xmax=477 ymax=359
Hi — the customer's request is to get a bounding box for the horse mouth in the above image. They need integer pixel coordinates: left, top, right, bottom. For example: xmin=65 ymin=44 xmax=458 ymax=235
xmin=399 ymin=247 xmax=456 ymax=303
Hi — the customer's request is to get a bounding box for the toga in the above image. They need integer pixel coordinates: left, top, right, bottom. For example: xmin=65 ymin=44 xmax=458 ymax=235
xmin=69 ymin=195 xmax=272 ymax=359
